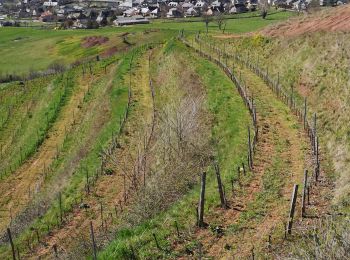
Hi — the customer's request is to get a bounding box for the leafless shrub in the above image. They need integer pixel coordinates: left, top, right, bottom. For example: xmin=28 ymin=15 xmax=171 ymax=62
xmin=48 ymin=60 xmax=67 ymax=74
xmin=202 ymin=13 xmax=213 ymax=34
xmin=124 ymin=55 xmax=212 ymax=225
xmin=125 ymin=93 xmax=212 ymax=225
xmin=215 ymin=12 xmax=227 ymax=32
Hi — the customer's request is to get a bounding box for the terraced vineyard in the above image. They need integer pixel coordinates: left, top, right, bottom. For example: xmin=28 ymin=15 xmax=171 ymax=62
xmin=1 ymin=7 xmax=349 ymax=259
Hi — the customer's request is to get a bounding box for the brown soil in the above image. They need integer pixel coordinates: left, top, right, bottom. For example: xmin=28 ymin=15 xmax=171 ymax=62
xmin=100 ymin=47 xmax=118 ymax=58
xmin=215 ymin=6 xmax=350 ymax=39
xmin=213 ymin=32 xmax=253 ymax=39
xmin=262 ymin=6 xmax=350 ymax=37
xmin=297 ymin=83 xmax=311 ymax=97
xmin=82 ymin=36 xmax=109 ymax=48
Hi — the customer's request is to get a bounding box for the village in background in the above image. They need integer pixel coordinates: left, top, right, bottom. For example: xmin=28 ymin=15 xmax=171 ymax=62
xmin=0 ymin=0 xmax=347 ymax=28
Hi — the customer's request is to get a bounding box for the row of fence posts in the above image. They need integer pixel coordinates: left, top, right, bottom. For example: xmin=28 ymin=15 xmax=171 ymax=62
xmin=181 ymin=33 xmax=261 ymax=258
xmin=193 ymin=35 xmax=322 ymax=236
xmin=143 ymin=51 xmax=157 ymax=187
xmin=178 ymin=35 xmax=260 ymax=237
xmin=176 ymin=31 xmax=322 ymax=257
xmin=85 ymin=50 xmax=137 ymax=260
xmin=88 ymin=43 xmax=162 ymax=259
xmin=0 ymin=75 xmax=73 ymax=180
xmin=0 ymin=47 xmax=121 ymax=178
xmin=75 ymin=36 xmax=322 ymax=258
xmin=3 ymin=63 xmax=114 ymax=246
xmin=190 ymin=34 xmax=258 ymax=169
xmin=1 ymin=46 xmax=127 ymax=180
xmin=1 ymin=76 xmax=76 ymax=241
xmin=4 ymin=44 xmax=159 ymax=260
xmin=88 ymin=43 xmax=159 ymax=259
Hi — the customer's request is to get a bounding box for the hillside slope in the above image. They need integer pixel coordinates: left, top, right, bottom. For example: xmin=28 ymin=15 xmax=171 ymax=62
xmin=262 ymin=5 xmax=350 ymax=37
xmin=2 ymin=11 xmax=346 ymax=258
xmin=218 ymin=6 xmax=350 ymax=206
xmin=195 ymin=5 xmax=350 ymax=257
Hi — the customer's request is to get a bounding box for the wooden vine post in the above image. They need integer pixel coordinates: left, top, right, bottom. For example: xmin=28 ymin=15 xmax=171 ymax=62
xmin=16 ymin=247 xmax=20 ymax=260
xmin=315 ymin=136 xmax=320 ymax=182
xmin=198 ymin=172 xmax=206 ymax=227
xmin=7 ymin=228 xmax=16 ymax=260
xmin=248 ymin=126 xmax=253 ymax=170
xmin=100 ymin=202 xmax=104 ymax=228
xmin=152 ymin=233 xmax=161 ymax=250
xmin=287 ymin=184 xmax=299 ymax=234
xmin=214 ymin=161 xmax=227 ymax=209
xmin=303 ymin=97 xmax=307 ymax=130
xmin=59 ymin=192 xmax=63 ymax=224
xmin=242 ymin=162 xmax=246 ymax=175
xmin=123 ymin=174 xmax=127 ymax=203
xmin=53 ymin=244 xmax=58 ymax=258
xmin=90 ymin=221 xmax=97 ymax=260
xmin=313 ymin=113 xmax=317 ymax=155
xmin=175 ymin=221 xmax=180 ymax=238
xmin=301 ymin=170 xmax=308 ymax=218
xmin=198 ymin=242 xmax=203 ymax=260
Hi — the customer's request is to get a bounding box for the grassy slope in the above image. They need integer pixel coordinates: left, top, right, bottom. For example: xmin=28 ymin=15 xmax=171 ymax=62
xmin=148 ymin=10 xmax=294 ymax=33
xmin=99 ymin=40 xmax=250 ymax=259
xmin=188 ymin=35 xmax=315 ymax=258
xmin=26 ymin=46 xmax=161 ymax=259
xmin=223 ymin=32 xmax=346 ymax=205
xmin=0 ymin=72 xmax=75 ymax=178
xmin=0 ymin=31 xmax=168 ymax=259
xmin=0 ymin=10 xmax=294 ymax=76
xmin=200 ymin=19 xmax=345 ymax=255
xmin=0 ymin=12 xmax=297 ymax=258
xmin=0 ymin=52 xmax=132 ymax=258
xmin=0 ymin=30 xmax=170 ymax=185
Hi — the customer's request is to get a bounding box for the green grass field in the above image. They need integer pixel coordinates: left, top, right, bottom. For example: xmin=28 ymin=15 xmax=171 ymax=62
xmin=0 ymin=10 xmax=294 ymax=76
xmin=0 ymin=28 xmax=171 ymax=77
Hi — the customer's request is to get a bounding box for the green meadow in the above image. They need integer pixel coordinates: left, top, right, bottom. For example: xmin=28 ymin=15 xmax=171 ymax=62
xmin=0 ymin=10 xmax=294 ymax=76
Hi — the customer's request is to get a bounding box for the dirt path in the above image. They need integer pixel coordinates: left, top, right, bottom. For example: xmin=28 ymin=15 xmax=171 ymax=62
xmin=31 ymin=51 xmax=154 ymax=259
xmin=188 ymin=51 xmax=310 ymax=258
xmin=0 ymin=69 xmax=105 ymax=234
xmin=218 ymin=66 xmax=309 ymax=258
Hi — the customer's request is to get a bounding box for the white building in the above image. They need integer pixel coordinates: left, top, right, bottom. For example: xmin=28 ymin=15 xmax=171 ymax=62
xmin=43 ymin=0 xmax=58 ymax=7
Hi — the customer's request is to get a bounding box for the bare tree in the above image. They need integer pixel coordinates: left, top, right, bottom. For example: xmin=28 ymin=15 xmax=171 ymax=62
xmin=202 ymin=13 xmax=213 ymax=34
xmin=215 ymin=12 xmax=226 ymax=31
xmin=259 ymin=0 xmax=269 ymax=19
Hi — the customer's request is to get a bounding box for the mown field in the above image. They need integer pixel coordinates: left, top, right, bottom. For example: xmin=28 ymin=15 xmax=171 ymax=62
xmin=2 ymin=7 xmax=346 ymax=259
